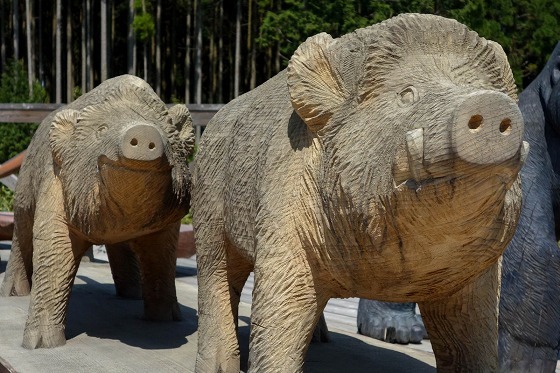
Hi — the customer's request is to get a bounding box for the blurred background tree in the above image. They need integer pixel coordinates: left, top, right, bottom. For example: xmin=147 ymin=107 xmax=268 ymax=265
xmin=0 ymin=0 xmax=558 ymax=101
xmin=0 ymin=59 xmax=47 ymax=163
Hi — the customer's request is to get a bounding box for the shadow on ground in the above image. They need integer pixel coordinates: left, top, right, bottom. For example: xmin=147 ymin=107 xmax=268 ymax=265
xmin=65 ymin=275 xmax=198 ymax=350
xmin=236 ymin=316 xmax=435 ymax=373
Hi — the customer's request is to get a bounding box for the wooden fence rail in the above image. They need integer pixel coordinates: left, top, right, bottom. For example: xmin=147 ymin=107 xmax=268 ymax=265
xmin=0 ymin=103 xmax=223 ymax=189
xmin=0 ymin=103 xmax=222 ymax=124
xmin=0 ymin=103 xmax=220 ymax=258
xmin=0 ymin=103 xmax=222 ymax=142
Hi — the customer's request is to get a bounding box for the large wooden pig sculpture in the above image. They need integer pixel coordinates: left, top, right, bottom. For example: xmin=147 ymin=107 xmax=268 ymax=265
xmin=359 ymin=43 xmax=560 ymax=372
xmin=192 ymin=13 xmax=528 ymax=372
xmin=0 ymin=75 xmax=194 ymax=349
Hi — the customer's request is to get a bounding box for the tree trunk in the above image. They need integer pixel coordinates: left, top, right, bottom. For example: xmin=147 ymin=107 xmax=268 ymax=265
xmin=12 ymin=0 xmax=19 ymax=61
xmin=274 ymin=43 xmax=280 ymax=74
xmin=127 ymin=0 xmax=136 ymax=75
xmin=111 ymin=0 xmax=116 ymax=73
xmin=234 ymin=0 xmax=241 ymax=98
xmin=0 ymin=1 xmax=5 ymax=70
xmin=194 ymin=0 xmax=202 ymax=142
xmin=81 ymin=0 xmax=86 ymax=93
xmin=141 ymin=0 xmax=147 ymax=82
xmin=55 ymin=0 xmax=62 ymax=103
xmin=184 ymin=0 xmax=191 ymax=103
xmin=266 ymin=46 xmax=272 ymax=79
xmin=246 ymin=0 xmax=250 ymax=89
xmin=249 ymin=0 xmax=256 ymax=89
xmin=107 ymin=0 xmax=111 ymax=78
xmin=209 ymin=4 xmax=216 ymax=103
xmin=25 ymin=0 xmax=34 ymax=96
xmin=37 ymin=0 xmax=43 ymax=84
xmin=195 ymin=0 xmax=202 ymax=105
xmin=170 ymin=3 xmax=177 ymax=99
xmin=101 ymin=0 xmax=108 ymax=81
xmin=155 ymin=0 xmax=161 ymax=95
xmin=87 ymin=0 xmax=95 ymax=91
xmin=66 ymin=0 xmax=73 ymax=101
xmin=217 ymin=0 xmax=223 ymax=103
xmin=86 ymin=0 xmax=92 ymax=91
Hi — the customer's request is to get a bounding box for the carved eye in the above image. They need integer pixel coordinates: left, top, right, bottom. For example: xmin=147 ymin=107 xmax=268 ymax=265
xmin=397 ymin=86 xmax=419 ymax=107
xmin=97 ymin=123 xmax=108 ymax=133
xmin=96 ymin=124 xmax=108 ymax=139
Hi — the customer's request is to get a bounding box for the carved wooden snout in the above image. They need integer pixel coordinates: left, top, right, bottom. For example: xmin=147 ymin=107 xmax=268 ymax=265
xmin=404 ymin=129 xmax=530 ymax=183
xmin=120 ymin=124 xmax=166 ymax=161
xmin=403 ymin=91 xmax=526 ymax=184
xmin=451 ymin=90 xmax=524 ymax=165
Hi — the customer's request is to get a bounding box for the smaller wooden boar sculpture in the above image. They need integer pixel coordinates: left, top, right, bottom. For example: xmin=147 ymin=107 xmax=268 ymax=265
xmin=192 ymin=14 xmax=528 ymax=372
xmin=0 ymin=75 xmax=194 ymax=349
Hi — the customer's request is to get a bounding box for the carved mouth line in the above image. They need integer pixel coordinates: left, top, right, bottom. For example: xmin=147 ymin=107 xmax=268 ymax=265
xmin=98 ymin=154 xmax=172 ymax=172
xmin=400 ymin=175 xmax=455 ymax=190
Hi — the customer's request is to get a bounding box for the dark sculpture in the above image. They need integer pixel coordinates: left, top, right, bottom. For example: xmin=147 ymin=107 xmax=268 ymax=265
xmin=358 ymin=42 xmax=560 ymax=372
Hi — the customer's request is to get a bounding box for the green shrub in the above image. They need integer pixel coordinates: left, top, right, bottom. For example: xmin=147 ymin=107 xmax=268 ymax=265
xmin=0 ymin=60 xmax=48 ymax=163
xmin=0 ymin=185 xmax=14 ymax=212
xmin=181 ymin=209 xmax=192 ymax=225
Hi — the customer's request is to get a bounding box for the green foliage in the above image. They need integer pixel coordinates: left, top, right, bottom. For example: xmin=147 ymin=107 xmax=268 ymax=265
xmin=256 ymin=1 xmax=369 ymax=65
xmin=0 ymin=60 xmax=48 ymax=103
xmin=181 ymin=209 xmax=193 ymax=225
xmin=0 ymin=185 xmax=14 ymax=212
xmin=0 ymin=60 xmax=47 ymax=163
xmin=187 ymin=144 xmax=197 ymax=163
xmin=133 ymin=0 xmax=155 ymax=42
xmin=0 ymin=123 xmax=38 ymax=162
xmin=133 ymin=13 xmax=155 ymax=42
xmin=72 ymin=86 xmax=83 ymax=100
xmin=255 ymin=0 xmax=560 ymax=89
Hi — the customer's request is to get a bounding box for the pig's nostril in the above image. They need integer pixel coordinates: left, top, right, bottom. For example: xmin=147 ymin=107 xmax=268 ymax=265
xmin=149 ymin=142 xmax=156 ymax=150
xmin=468 ymin=115 xmax=483 ymax=132
xmin=130 ymin=138 xmax=138 ymax=146
xmin=499 ymin=118 xmax=512 ymax=135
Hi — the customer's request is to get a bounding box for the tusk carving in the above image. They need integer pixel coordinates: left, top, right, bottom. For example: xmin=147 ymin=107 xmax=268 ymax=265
xmin=405 ymin=128 xmax=424 ymax=182
xmin=520 ymin=140 xmax=529 ymax=165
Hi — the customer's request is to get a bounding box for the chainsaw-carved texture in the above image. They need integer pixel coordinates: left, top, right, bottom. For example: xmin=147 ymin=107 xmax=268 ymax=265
xmin=193 ymin=14 xmax=526 ymax=372
xmin=358 ymin=43 xmax=560 ymax=373
xmin=0 ymin=75 xmax=194 ymax=349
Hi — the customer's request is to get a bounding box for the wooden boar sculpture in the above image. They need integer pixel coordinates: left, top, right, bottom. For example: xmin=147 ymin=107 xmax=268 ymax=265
xmin=192 ymin=14 xmax=528 ymax=372
xmin=0 ymin=75 xmax=194 ymax=349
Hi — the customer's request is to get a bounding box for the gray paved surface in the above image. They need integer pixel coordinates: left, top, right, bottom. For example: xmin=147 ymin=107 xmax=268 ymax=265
xmin=0 ymin=242 xmax=437 ymax=372
xmin=0 ymin=242 xmax=556 ymax=372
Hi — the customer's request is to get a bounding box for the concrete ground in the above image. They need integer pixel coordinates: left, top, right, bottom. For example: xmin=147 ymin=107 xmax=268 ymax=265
xmin=0 ymin=241 xmax=556 ymax=373
xmin=0 ymin=241 xmax=438 ymax=373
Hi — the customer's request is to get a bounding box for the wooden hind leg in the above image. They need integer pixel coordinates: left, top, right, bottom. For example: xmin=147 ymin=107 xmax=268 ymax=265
xmin=106 ymin=242 xmax=142 ymax=299
xmin=1 ymin=210 xmax=35 ymax=296
xmin=419 ymin=260 xmax=501 ymax=372
xmin=196 ymin=235 xmax=252 ymax=373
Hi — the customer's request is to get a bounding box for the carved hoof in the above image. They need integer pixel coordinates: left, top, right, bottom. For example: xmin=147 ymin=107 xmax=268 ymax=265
xmin=359 ymin=312 xmax=426 ymax=344
xmin=22 ymin=324 xmax=66 ymax=349
xmin=144 ymin=300 xmax=182 ymax=321
xmin=0 ymin=277 xmax=31 ymax=297
xmin=357 ymin=300 xmax=427 ymax=344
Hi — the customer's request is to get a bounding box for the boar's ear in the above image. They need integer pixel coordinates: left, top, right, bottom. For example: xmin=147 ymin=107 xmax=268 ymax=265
xmin=487 ymin=40 xmax=517 ymax=100
xmin=168 ymin=104 xmax=195 ymax=156
xmin=49 ymin=109 xmax=79 ymax=165
xmin=287 ymin=33 xmax=349 ymax=132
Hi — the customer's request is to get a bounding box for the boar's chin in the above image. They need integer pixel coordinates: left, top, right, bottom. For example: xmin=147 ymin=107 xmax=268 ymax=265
xmin=393 ymin=155 xmax=522 ymax=193
xmin=97 ymin=154 xmax=172 ymax=172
